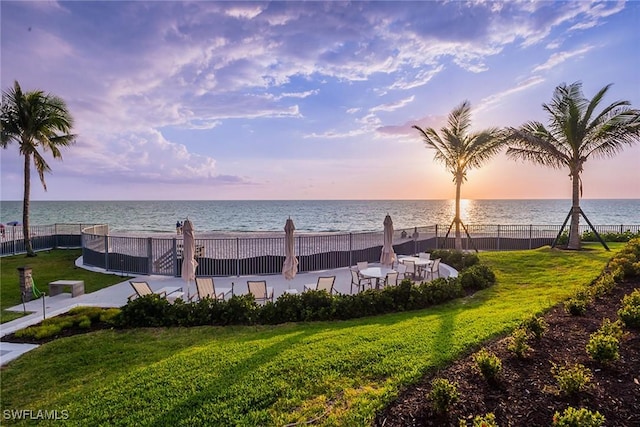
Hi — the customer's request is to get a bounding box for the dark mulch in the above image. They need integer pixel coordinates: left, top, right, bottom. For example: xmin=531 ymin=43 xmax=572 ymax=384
xmin=374 ymin=279 xmax=640 ymax=427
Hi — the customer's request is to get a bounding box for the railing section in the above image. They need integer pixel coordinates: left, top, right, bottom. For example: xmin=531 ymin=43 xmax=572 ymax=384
xmin=3 ymin=223 xmax=640 ymax=276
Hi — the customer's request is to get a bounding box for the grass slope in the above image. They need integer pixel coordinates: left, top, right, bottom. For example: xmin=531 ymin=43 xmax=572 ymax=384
xmin=0 ymin=244 xmax=619 ymax=426
xmin=0 ymin=249 xmax=131 ymax=323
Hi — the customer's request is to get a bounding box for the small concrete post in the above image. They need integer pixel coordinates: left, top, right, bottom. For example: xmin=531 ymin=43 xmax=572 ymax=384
xmin=17 ymin=266 xmax=33 ymax=302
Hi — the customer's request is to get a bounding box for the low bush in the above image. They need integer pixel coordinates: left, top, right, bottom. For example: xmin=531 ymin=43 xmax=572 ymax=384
xmin=13 ymin=306 xmax=122 ymax=340
xmin=520 ymin=314 xmax=547 ymax=339
xmin=473 ymin=348 xmax=502 ymax=383
xmin=586 ymin=332 xmax=619 ymax=364
xmin=459 ymin=264 xmax=496 ymax=291
xmin=458 ymin=413 xmax=498 ymax=427
xmin=564 ymin=290 xmax=590 ymax=316
xmin=551 ymin=363 xmax=592 ymax=395
xmin=618 ymin=289 xmax=640 ymax=329
xmin=506 ymin=327 xmax=530 ymax=358
xmin=552 ymin=407 xmax=605 ymax=427
xmin=430 ymin=250 xmax=479 ymax=271
xmin=429 ymin=378 xmax=459 ymax=414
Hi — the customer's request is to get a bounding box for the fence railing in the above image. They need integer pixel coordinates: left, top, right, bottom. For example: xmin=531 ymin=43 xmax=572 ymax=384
xmin=3 ymin=223 xmax=639 ymax=276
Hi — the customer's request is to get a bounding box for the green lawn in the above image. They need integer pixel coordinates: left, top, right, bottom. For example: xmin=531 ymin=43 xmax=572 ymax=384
xmin=0 ymin=244 xmax=620 ymax=426
xmin=0 ymin=249 xmax=132 ymax=323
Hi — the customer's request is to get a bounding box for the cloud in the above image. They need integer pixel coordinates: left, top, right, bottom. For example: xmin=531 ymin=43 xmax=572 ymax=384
xmin=476 ymin=76 xmax=546 ymax=113
xmin=532 ymin=45 xmax=594 ymax=72
xmin=370 ymin=95 xmax=415 ymax=113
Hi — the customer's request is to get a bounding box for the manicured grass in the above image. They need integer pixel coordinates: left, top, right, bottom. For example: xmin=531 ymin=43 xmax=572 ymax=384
xmin=0 ymin=244 xmax=620 ymax=426
xmin=0 ymin=249 xmax=132 ymax=323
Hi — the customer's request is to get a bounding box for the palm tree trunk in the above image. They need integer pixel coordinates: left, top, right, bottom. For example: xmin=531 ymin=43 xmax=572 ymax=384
xmin=22 ymin=152 xmax=35 ymax=257
xmin=454 ymin=179 xmax=462 ymax=250
xmin=568 ymin=171 xmax=581 ymax=250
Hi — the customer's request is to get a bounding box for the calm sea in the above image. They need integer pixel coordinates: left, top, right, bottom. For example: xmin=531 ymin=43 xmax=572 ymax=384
xmin=0 ymin=200 xmax=638 ymax=234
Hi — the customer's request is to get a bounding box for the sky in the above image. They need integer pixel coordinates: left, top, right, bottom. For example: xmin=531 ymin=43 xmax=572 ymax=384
xmin=1 ymin=0 xmax=639 ymax=201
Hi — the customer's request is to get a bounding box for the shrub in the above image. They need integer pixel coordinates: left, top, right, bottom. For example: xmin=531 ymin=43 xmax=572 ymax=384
xmin=117 ymin=294 xmax=172 ymax=327
xmin=429 ymin=378 xmax=459 ymax=414
xmin=586 ymin=332 xmax=619 ymax=363
xmin=459 ymin=413 xmax=498 ymax=427
xmin=521 ymin=315 xmax=547 ymax=339
xmin=564 ymin=290 xmax=590 ymax=316
xmin=473 ymin=348 xmax=502 ymax=382
xmin=590 ymin=273 xmax=616 ymax=299
xmin=507 ymin=327 xmax=530 ymax=358
xmin=551 ymin=363 xmax=592 ymax=395
xmin=598 ymin=318 xmax=624 ymax=340
xmin=618 ymin=289 xmax=640 ymax=329
xmin=459 ymin=264 xmax=496 ymax=291
xmin=99 ymin=308 xmax=121 ymax=324
xmin=430 ymin=249 xmax=479 ymax=271
xmin=14 ymin=324 xmax=63 ymax=340
xmin=552 ymin=407 xmax=605 ymax=427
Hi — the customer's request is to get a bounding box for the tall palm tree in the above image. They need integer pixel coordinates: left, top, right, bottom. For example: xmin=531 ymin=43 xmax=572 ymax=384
xmin=413 ymin=101 xmax=504 ymax=250
xmin=506 ymin=82 xmax=639 ymax=250
xmin=1 ymin=81 xmax=75 ymax=256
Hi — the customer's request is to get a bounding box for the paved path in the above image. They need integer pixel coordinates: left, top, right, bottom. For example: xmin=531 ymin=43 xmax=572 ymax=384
xmin=1 ymin=257 xmax=455 ymax=366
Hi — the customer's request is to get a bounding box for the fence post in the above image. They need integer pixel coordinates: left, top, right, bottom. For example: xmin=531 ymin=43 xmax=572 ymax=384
xmin=173 ymin=238 xmax=178 ymax=277
xmin=435 ymin=224 xmax=438 ymax=250
xmin=104 ymin=235 xmax=109 ymax=271
xmin=349 ymin=233 xmax=353 ymax=267
xmin=147 ymin=237 xmax=153 ymax=274
xmin=497 ymin=225 xmax=500 ymax=251
xmin=236 ymin=238 xmax=240 ymax=276
xmin=529 ymin=225 xmax=532 ymax=250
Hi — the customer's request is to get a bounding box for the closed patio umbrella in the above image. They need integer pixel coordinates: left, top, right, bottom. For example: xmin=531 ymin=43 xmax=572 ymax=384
xmin=181 ymin=219 xmax=198 ymax=300
xmin=380 ymin=214 xmax=396 ymax=267
xmin=282 ymin=218 xmax=298 ymax=280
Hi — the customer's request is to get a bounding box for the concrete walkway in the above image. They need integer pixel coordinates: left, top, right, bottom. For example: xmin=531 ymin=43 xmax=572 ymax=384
xmin=1 ymin=257 xmax=456 ymax=366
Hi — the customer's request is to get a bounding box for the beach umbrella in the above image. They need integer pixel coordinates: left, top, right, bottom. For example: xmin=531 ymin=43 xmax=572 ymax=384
xmin=181 ymin=218 xmax=198 ymax=300
xmin=380 ymin=214 xmax=396 ymax=267
xmin=282 ymin=218 xmax=299 ymax=280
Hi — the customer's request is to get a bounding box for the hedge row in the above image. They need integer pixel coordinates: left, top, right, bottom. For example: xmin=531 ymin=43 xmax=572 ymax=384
xmin=117 ymin=260 xmax=496 ymax=328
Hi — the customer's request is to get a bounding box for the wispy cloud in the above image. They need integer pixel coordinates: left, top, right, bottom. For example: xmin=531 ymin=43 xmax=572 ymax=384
xmin=532 ymin=45 xmax=594 ymax=72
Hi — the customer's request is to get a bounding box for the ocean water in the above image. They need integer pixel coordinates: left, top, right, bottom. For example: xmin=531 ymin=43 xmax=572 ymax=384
xmin=0 ymin=199 xmax=638 ymax=234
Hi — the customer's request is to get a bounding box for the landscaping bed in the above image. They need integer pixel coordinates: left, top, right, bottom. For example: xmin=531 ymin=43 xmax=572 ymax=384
xmin=374 ymin=278 xmax=640 ymax=427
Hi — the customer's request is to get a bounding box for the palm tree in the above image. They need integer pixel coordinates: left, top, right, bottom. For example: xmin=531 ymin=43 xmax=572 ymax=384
xmin=1 ymin=81 xmax=75 ymax=256
xmin=506 ymin=82 xmax=639 ymax=250
xmin=413 ymin=101 xmax=504 ymax=250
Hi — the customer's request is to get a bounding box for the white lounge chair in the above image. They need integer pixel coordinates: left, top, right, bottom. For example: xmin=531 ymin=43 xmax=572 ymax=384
xmin=247 ymin=280 xmax=274 ymax=304
xmin=304 ymin=276 xmax=336 ymax=294
xmin=128 ymin=281 xmax=182 ymax=301
xmin=193 ymin=277 xmax=232 ymax=301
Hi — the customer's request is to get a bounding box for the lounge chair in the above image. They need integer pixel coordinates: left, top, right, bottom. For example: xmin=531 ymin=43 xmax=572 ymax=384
xmin=193 ymin=277 xmax=232 ymax=301
xmin=247 ymin=280 xmax=274 ymax=304
xmin=128 ymin=281 xmax=182 ymax=301
xmin=304 ymin=276 xmax=336 ymax=294
xmin=350 ymin=269 xmax=371 ymax=294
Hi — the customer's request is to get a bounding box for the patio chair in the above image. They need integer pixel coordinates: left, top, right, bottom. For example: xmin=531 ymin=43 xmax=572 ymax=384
xmin=193 ymin=277 xmax=232 ymax=301
xmin=383 ymin=271 xmax=399 ymax=288
xmin=403 ymin=259 xmax=418 ymax=280
xmin=247 ymin=280 xmax=274 ymax=304
xmin=425 ymin=258 xmax=442 ymax=281
xmin=356 ymin=261 xmax=368 ymax=271
xmin=350 ymin=269 xmax=371 ymax=294
xmin=304 ymin=276 xmax=336 ymax=294
xmin=396 ymin=263 xmax=408 ymax=280
xmin=419 ymin=252 xmax=431 ymax=260
xmin=128 ymin=281 xmax=182 ymax=301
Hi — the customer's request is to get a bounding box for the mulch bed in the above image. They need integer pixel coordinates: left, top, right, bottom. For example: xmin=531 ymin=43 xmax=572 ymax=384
xmin=1 ymin=318 xmax=116 ymax=345
xmin=374 ymin=279 xmax=640 ymax=427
